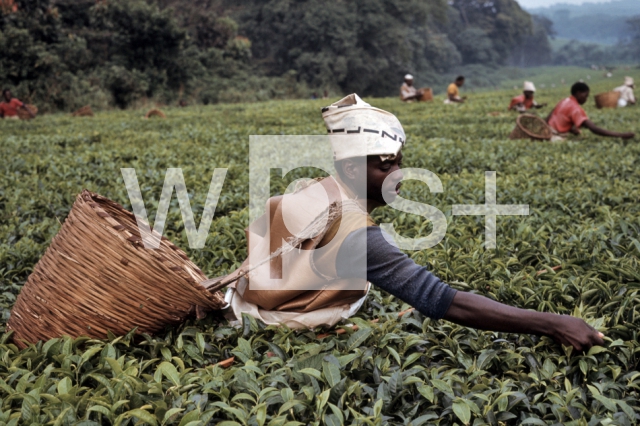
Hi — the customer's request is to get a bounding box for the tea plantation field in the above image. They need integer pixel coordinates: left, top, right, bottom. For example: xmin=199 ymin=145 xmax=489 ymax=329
xmin=1 ymin=76 xmax=639 ymax=425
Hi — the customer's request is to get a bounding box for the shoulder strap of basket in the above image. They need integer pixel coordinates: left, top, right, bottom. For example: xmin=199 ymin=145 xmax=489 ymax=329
xmin=199 ymin=199 xmax=367 ymax=293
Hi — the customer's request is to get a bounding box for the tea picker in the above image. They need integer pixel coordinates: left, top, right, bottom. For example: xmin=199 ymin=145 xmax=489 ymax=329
xmin=508 ymin=81 xmax=547 ymax=113
xmin=399 ymin=74 xmax=432 ymax=102
xmin=546 ymin=82 xmax=635 ymax=140
xmin=9 ymin=95 xmax=605 ymax=352
xmin=0 ymin=88 xmax=36 ymax=120
xmin=612 ymin=76 xmax=636 ymax=108
xmin=218 ymin=93 xmax=605 ymax=352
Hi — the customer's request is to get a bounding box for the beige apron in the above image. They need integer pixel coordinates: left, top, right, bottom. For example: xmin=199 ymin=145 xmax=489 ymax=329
xmin=218 ymin=176 xmax=374 ymax=329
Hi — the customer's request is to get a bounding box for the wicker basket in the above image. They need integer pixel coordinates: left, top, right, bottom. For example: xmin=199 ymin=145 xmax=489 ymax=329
xmin=17 ymin=104 xmax=37 ymax=120
xmin=145 ymin=108 xmax=166 ymax=119
xmin=7 ymin=190 xmax=225 ymax=348
xmin=72 ymin=105 xmax=94 ymax=117
xmin=595 ymin=91 xmax=620 ymax=109
xmin=419 ymin=88 xmax=433 ymax=102
xmin=509 ymin=114 xmax=552 ymax=141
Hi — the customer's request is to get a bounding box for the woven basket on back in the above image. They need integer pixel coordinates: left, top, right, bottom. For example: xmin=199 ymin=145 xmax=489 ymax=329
xmin=8 ymin=190 xmax=225 ymax=348
xmin=17 ymin=104 xmax=37 ymax=120
xmin=509 ymin=114 xmax=552 ymax=141
xmin=72 ymin=105 xmax=94 ymax=117
xmin=595 ymin=91 xmax=620 ymax=109
xmin=145 ymin=108 xmax=166 ymax=119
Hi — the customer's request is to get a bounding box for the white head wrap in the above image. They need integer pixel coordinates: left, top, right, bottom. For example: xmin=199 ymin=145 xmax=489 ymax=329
xmin=404 ymin=74 xmax=413 ymax=80
xmin=322 ymin=94 xmax=405 ymax=161
xmin=523 ymin=81 xmax=536 ymax=92
xmin=624 ymin=76 xmax=634 ymax=87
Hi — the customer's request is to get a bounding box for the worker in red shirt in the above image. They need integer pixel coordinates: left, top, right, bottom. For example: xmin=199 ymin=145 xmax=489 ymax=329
xmin=509 ymin=81 xmax=546 ymax=112
xmin=0 ymin=89 xmax=35 ymax=119
xmin=546 ymin=82 xmax=634 ymax=139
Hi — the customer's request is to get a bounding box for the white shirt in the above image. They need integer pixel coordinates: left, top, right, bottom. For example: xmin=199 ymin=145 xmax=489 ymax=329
xmin=614 ymin=85 xmax=635 ymax=103
xmin=400 ymin=83 xmax=417 ymax=101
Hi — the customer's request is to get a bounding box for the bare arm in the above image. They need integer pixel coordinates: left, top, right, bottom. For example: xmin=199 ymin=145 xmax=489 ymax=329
xmin=21 ymin=104 xmax=36 ymax=118
xmin=402 ymin=92 xmax=422 ymax=101
xmin=449 ymin=93 xmax=465 ymax=103
xmin=443 ymin=292 xmax=604 ymax=351
xmin=582 ymin=120 xmax=634 ymax=139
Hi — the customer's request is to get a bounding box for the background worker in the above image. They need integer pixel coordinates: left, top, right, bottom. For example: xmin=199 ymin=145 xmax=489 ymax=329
xmin=399 ymin=74 xmax=424 ymax=102
xmin=0 ymin=89 xmax=35 ymax=119
xmin=613 ymin=77 xmax=635 ymax=108
xmin=546 ymin=82 xmax=634 ymax=140
xmin=445 ymin=76 xmax=466 ymax=104
xmin=509 ymin=81 xmax=547 ymax=112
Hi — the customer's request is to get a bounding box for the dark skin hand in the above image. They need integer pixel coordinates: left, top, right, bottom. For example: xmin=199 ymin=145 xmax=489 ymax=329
xmin=402 ymin=80 xmax=424 ymax=101
xmin=524 ymin=91 xmax=547 ymax=109
xmin=339 ymin=153 xmax=605 ymax=351
xmin=443 ymin=292 xmax=604 ymax=351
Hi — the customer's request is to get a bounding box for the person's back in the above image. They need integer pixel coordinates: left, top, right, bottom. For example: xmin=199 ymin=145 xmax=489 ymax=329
xmin=547 ymin=96 xmax=587 ymax=134
xmin=613 ymin=77 xmax=635 ymax=107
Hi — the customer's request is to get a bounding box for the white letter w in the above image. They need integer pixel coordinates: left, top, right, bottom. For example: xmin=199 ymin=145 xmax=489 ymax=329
xmin=120 ymin=168 xmax=228 ymax=249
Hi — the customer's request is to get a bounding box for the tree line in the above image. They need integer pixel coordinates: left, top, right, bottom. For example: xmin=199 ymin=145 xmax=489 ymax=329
xmin=0 ymin=0 xmax=637 ymax=111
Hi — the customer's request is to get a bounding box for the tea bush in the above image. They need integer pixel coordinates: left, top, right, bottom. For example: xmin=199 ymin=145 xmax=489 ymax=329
xmin=0 ymin=80 xmax=638 ymax=425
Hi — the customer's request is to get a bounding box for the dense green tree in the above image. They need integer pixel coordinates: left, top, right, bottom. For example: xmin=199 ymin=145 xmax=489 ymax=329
xmin=510 ymin=15 xmax=554 ymax=67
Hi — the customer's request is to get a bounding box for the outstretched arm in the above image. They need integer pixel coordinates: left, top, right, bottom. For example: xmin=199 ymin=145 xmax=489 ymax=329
xmin=336 ymin=227 xmax=604 ymax=351
xmin=21 ymin=104 xmax=36 ymax=118
xmin=443 ymin=292 xmax=604 ymax=351
xmin=582 ymin=120 xmax=634 ymax=139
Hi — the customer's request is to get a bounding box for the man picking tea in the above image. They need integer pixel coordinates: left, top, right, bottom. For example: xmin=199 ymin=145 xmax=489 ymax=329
xmin=547 ymin=82 xmax=634 ymax=139
xmin=509 ymin=81 xmax=546 ymax=112
xmin=0 ymin=89 xmax=35 ymax=119
xmin=223 ymin=94 xmax=604 ymax=351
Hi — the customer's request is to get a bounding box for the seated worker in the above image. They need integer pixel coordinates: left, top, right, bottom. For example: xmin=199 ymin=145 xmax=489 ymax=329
xmin=613 ymin=76 xmax=635 ymax=108
xmin=547 ymin=82 xmax=634 ymax=140
xmin=444 ymin=76 xmax=466 ymax=104
xmin=0 ymin=89 xmax=35 ymax=119
xmin=399 ymin=74 xmax=424 ymax=102
xmin=509 ymin=81 xmax=547 ymax=112
xmin=219 ymin=93 xmax=604 ymax=351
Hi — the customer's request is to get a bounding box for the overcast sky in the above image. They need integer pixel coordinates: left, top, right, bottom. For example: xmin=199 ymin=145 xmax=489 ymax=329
xmin=517 ymin=0 xmax=614 ymax=8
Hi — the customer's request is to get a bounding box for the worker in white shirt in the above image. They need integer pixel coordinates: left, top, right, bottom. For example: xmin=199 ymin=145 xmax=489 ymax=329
xmin=613 ymin=77 xmax=635 ymax=108
xmin=399 ymin=75 xmax=424 ymax=102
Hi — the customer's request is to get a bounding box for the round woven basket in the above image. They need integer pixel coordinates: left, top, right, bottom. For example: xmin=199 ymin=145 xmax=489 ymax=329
xmin=17 ymin=104 xmax=37 ymax=120
xmin=72 ymin=105 xmax=94 ymax=117
xmin=8 ymin=190 xmax=225 ymax=348
xmin=419 ymin=88 xmax=433 ymax=102
xmin=595 ymin=91 xmax=620 ymax=109
xmin=509 ymin=114 xmax=552 ymax=141
xmin=145 ymin=108 xmax=166 ymax=119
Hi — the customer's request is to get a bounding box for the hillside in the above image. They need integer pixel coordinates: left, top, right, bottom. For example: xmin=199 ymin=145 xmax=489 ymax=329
xmin=527 ymin=0 xmax=640 ymax=45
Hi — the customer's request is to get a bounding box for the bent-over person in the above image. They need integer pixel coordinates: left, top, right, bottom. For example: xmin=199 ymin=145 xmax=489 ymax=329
xmin=613 ymin=77 xmax=635 ymax=108
xmin=444 ymin=76 xmax=466 ymax=104
xmin=547 ymin=82 xmax=634 ymax=139
xmin=0 ymin=89 xmax=35 ymax=119
xmin=509 ymin=81 xmax=546 ymax=112
xmin=219 ymin=93 xmax=605 ymax=351
xmin=400 ymin=74 xmax=424 ymax=102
